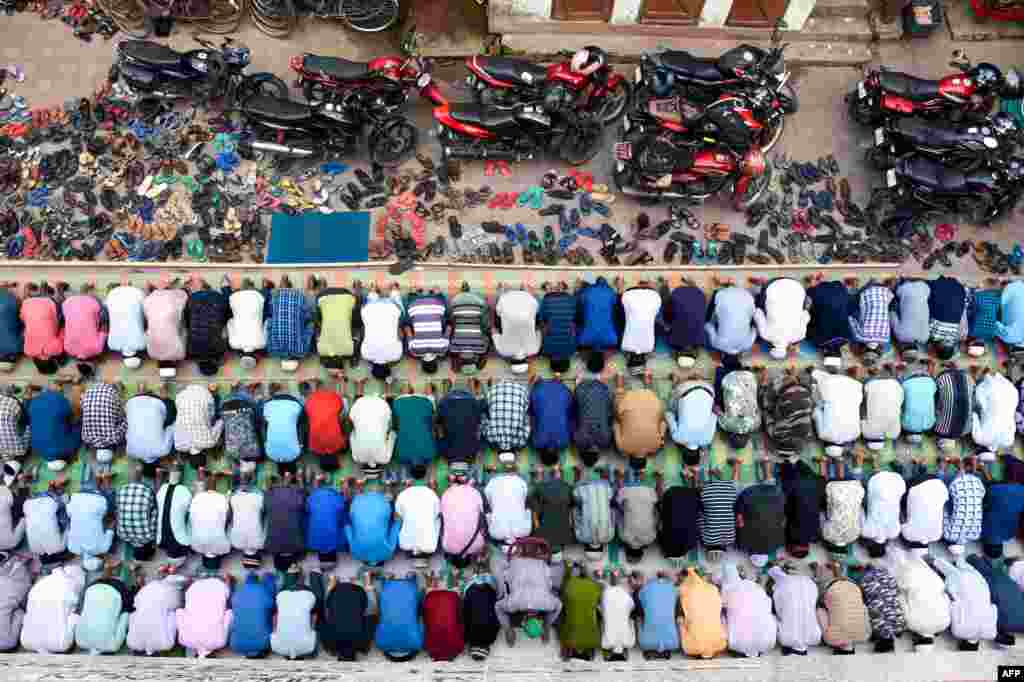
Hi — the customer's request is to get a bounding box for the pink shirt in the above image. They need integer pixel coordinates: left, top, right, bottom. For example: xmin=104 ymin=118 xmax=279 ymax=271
xmin=62 ymin=295 xmax=107 ymax=360
xmin=440 ymin=484 xmax=485 ymax=558
xmin=143 ymin=289 xmax=188 ymax=362
xmin=175 ymin=578 xmax=232 ymax=658
xmin=20 ymin=297 xmax=63 ymax=360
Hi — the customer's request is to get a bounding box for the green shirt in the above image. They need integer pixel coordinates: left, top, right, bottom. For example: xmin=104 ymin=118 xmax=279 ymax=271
xmin=392 ymin=394 xmax=437 ymax=468
xmin=559 ymin=575 xmax=602 ymax=650
xmin=527 ymin=479 xmax=574 ymax=550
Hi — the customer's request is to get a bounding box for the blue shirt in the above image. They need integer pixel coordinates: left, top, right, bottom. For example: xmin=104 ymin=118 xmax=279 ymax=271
xmin=345 ymin=492 xmax=401 ymax=565
xmin=539 ymin=291 xmax=577 ymax=360
xmin=229 ymin=573 xmax=276 ymax=656
xmin=306 ymin=487 xmax=349 ymax=553
xmin=529 ymin=379 xmax=574 ymax=453
xmin=262 ymin=396 xmax=303 ymax=463
xmin=374 ymin=577 xmax=423 ymax=656
xmin=0 ymin=291 xmax=22 ymax=358
xmin=981 ymin=483 xmax=1024 ymax=546
xmin=998 ymin=281 xmax=1024 ymax=346
xmin=637 ymin=579 xmax=680 ymax=653
xmin=266 ymin=288 xmax=314 ymax=359
xmin=705 ymin=287 xmax=756 ymax=356
xmin=807 ymin=281 xmax=852 ymax=349
xmin=901 ymin=375 xmax=937 ymax=434
xmin=665 ymin=383 xmax=716 ymax=450
xmin=28 ymin=390 xmax=82 ymax=462
xmin=577 ymin=278 xmax=621 ymax=350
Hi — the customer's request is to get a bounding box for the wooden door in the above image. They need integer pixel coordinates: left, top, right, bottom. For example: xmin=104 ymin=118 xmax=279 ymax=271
xmin=640 ymin=0 xmax=705 ymax=23
xmin=726 ymin=0 xmax=787 ymax=26
xmin=551 ymin=0 xmax=614 ymax=21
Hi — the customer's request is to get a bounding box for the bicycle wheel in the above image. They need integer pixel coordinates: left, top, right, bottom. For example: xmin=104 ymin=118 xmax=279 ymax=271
xmin=341 ymin=0 xmax=399 ymax=31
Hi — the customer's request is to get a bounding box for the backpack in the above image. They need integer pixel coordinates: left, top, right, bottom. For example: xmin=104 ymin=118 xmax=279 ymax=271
xmin=222 ymin=393 xmax=263 ymax=462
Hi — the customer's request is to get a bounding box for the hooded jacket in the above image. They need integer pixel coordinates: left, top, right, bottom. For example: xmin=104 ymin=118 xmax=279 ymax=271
xmin=20 ymin=564 xmax=85 ymax=653
xmin=0 ymin=290 xmax=22 ymax=359
xmin=20 ymin=296 xmax=63 ymax=361
xmin=934 ymin=557 xmax=998 ymax=643
xmin=176 ymin=578 xmax=232 ymax=658
xmin=967 ymin=555 xmax=1024 ymax=635
xmin=229 ymin=573 xmax=275 ymax=657
xmin=28 ymin=389 xmax=81 ymax=463
xmin=637 ymin=578 xmax=680 ymax=653
xmin=861 ymin=376 xmax=903 ymax=443
xmin=972 ymin=372 xmax=1018 ymax=453
xmin=0 ymin=555 xmax=31 ymax=651
xmin=891 ymin=280 xmax=931 ymax=345
xmin=226 ymin=289 xmax=266 ymax=354
xmin=753 ymin=278 xmax=810 ymax=359
xmin=767 ymin=567 xmax=822 ymax=652
xmin=75 ymin=578 xmax=133 ymax=654
xmin=345 ymin=491 xmax=400 ymax=565
xmin=705 ymin=287 xmax=756 ymax=356
xmin=886 ymin=546 xmax=952 ymax=640
xmin=173 ymin=384 xmax=223 ymax=455
xmin=720 ymin=562 xmax=776 ymax=657
xmin=127 ymin=575 xmax=186 ymax=655
xmin=105 ymin=285 xmax=145 ymax=359
xmin=229 ymin=488 xmax=266 ymax=556
xmin=143 ymin=288 xmax=188 ymax=362
xmin=677 ymin=569 xmax=727 ymax=659
xmin=0 ymin=486 xmax=25 ymax=552
xmin=62 ymin=294 xmax=107 ymax=360
xmin=811 ymin=370 xmax=863 ymax=448
xmin=305 ymin=486 xmax=348 ymax=554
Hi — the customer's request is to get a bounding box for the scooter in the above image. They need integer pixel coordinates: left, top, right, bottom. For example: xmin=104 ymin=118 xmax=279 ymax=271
xmin=870 ymin=154 xmax=1024 ymax=227
xmin=110 ymin=36 xmax=287 ymax=106
xmin=236 ymin=91 xmax=417 ymax=168
xmin=465 ymin=49 xmax=632 ymax=125
xmin=290 ymin=51 xmax=430 ymax=108
xmin=848 ymin=49 xmax=1019 ymax=126
xmin=866 ymin=112 xmax=1020 ymax=172
xmin=417 ymin=72 xmax=603 ymax=165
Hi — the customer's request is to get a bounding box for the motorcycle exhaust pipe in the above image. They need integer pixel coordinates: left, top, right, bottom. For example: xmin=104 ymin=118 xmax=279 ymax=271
xmin=251 ymin=141 xmax=315 ymax=157
xmin=443 ymin=146 xmax=522 ymax=161
xmin=620 ymin=186 xmax=691 ymax=201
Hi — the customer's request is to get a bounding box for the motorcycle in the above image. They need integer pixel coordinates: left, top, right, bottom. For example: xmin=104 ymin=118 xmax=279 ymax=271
xmin=869 ymin=154 xmax=1024 ymax=227
xmin=417 ymin=72 xmax=603 ymax=165
xmin=236 ymin=90 xmax=418 ymax=168
xmin=464 ymin=49 xmax=632 ymax=126
xmin=109 ymin=36 xmax=287 ymax=106
xmin=848 ymin=49 xmax=1020 ymax=126
xmin=290 ymin=51 xmax=430 ymax=107
xmin=866 ymin=112 xmax=1020 ymax=172
xmin=636 ymin=21 xmax=796 ymax=121
xmin=611 ymin=96 xmax=773 ymax=209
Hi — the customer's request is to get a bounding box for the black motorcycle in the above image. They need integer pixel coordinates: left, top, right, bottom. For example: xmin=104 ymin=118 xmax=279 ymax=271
xmin=866 ymin=112 xmax=1020 ymax=172
xmin=870 ymin=154 xmax=1024 ymax=227
xmin=236 ymin=92 xmax=418 ymax=168
xmin=109 ymin=36 xmax=287 ymax=106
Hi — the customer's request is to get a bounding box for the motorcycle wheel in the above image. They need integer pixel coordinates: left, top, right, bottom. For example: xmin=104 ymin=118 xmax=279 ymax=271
xmin=760 ymin=112 xmax=785 ymax=154
xmin=371 ymin=120 xmax=418 ymax=167
xmin=632 ymin=86 xmax=655 ymax=116
xmin=108 ymin=64 xmax=120 ymax=85
xmin=234 ymin=73 xmax=289 ymax=107
xmin=958 ymin=196 xmax=994 ymax=225
xmin=559 ymin=118 xmax=604 ymax=166
xmin=734 ymin=159 xmax=774 ymax=210
xmin=868 ymin=188 xmax=918 ymax=238
xmin=341 ymin=0 xmax=400 ymax=31
xmin=847 ymin=91 xmax=879 ymax=126
xmin=865 ymin=145 xmax=893 ymax=170
xmin=598 ymin=79 xmax=633 ymax=126
xmin=303 ymin=80 xmax=331 ymax=104
xmin=777 ymin=81 xmax=799 ymax=114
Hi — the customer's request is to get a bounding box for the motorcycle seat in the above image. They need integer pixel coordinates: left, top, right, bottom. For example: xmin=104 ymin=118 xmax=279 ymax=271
xmin=302 ymin=54 xmax=369 ymax=80
xmin=242 ymin=94 xmax=312 ymax=122
xmin=473 ymin=56 xmax=547 ymax=87
xmin=894 ymin=117 xmax=974 ymax=145
xmin=899 ymin=156 xmax=967 ymax=191
xmin=878 ymin=72 xmax=941 ymax=101
xmin=448 ymin=103 xmax=518 ymax=128
xmin=121 ymin=40 xmax=181 ymax=67
xmin=658 ymin=51 xmax=722 ymax=81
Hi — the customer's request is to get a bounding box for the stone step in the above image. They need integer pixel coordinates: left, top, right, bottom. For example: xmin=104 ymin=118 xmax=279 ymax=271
xmin=811 ymin=0 xmax=871 ymax=18
xmin=500 ymin=32 xmax=875 ymax=65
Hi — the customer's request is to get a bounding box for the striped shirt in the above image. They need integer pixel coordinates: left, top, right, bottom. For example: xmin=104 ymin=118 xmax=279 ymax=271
xmin=573 ymin=479 xmax=614 ymax=546
xmin=449 ymin=291 xmax=489 ymax=356
xmin=934 ymin=369 xmax=974 ymax=439
xmin=405 ymin=294 xmax=449 ymax=357
xmin=700 ymin=479 xmax=737 ymax=548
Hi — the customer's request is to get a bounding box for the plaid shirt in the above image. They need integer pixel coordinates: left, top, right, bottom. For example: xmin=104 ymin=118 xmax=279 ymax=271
xmin=267 ymin=288 xmax=314 ymax=359
xmin=81 ymin=383 xmax=127 ymax=450
xmin=174 ymin=385 xmax=224 ymax=453
xmin=115 ymin=481 xmax=157 ymax=547
xmin=0 ymin=395 xmax=29 ymax=460
xmin=481 ymin=380 xmax=530 ymax=452
xmin=849 ymin=285 xmax=894 ymax=345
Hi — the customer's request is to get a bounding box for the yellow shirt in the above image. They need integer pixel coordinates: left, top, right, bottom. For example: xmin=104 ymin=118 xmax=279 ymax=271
xmin=677 ymin=569 xmax=727 ymax=659
xmin=317 ymin=293 xmax=356 ymax=358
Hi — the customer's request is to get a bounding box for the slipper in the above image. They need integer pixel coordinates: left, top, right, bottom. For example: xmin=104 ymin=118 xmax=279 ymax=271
xmin=497 ymin=161 xmax=512 ymax=177
xmin=484 ymin=161 xmax=496 ymax=177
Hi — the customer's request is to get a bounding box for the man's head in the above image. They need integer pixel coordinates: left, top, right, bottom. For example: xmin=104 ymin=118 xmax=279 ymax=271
xmin=539 ymin=448 xmax=560 ymax=467
xmin=371 ymin=363 xmax=391 ymax=381
xmin=550 ymin=356 xmax=571 ymax=374
xmin=586 ymin=350 xmax=605 ymax=374
xmin=421 ymin=355 xmax=439 ymax=374
xmin=935 ymin=343 xmax=956 ymax=361
xmin=197 ymin=360 xmax=219 ymax=377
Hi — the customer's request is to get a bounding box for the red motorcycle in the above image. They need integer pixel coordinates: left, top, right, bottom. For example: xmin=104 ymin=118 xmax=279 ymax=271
xmin=848 ymin=50 xmax=1019 ymax=125
xmin=289 ymin=52 xmax=430 ymax=108
xmin=464 ymin=46 xmax=632 ymax=126
xmin=612 ymin=94 xmax=772 ymax=209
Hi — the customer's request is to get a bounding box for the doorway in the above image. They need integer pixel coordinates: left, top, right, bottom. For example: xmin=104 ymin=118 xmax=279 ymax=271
xmin=726 ymin=0 xmax=788 ymax=26
xmin=639 ymin=0 xmax=705 ymax=23
xmin=551 ymin=0 xmax=614 ymax=20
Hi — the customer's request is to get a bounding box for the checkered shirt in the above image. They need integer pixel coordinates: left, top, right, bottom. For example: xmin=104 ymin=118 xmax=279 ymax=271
xmin=849 ymin=285 xmax=894 ymax=345
xmin=481 ymin=380 xmax=531 ymax=452
xmin=970 ymin=289 xmax=1001 ymax=341
xmin=931 ymin=288 xmax=970 ymax=346
xmin=0 ymin=395 xmax=29 ymax=460
xmin=81 ymin=383 xmax=127 ymax=450
xmin=174 ymin=384 xmax=224 ymax=453
xmin=115 ymin=481 xmax=157 ymax=547
xmin=267 ymin=288 xmax=313 ymax=358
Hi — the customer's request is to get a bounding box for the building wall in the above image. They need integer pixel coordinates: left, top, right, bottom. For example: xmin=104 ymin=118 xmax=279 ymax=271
xmin=490 ymin=0 xmax=816 ymax=29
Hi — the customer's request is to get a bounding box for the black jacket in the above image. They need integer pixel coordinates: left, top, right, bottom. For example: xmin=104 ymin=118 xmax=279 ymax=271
xmin=658 ymin=486 xmax=701 ymax=559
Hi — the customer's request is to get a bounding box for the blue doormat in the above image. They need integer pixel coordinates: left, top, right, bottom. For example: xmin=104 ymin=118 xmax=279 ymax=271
xmin=267 ymin=211 xmax=371 ymax=264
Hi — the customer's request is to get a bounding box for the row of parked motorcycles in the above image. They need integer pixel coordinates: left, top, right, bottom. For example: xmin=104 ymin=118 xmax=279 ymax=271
xmin=847 ymin=51 xmax=1024 ymax=226
xmin=104 ymin=28 xmax=797 ymax=210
